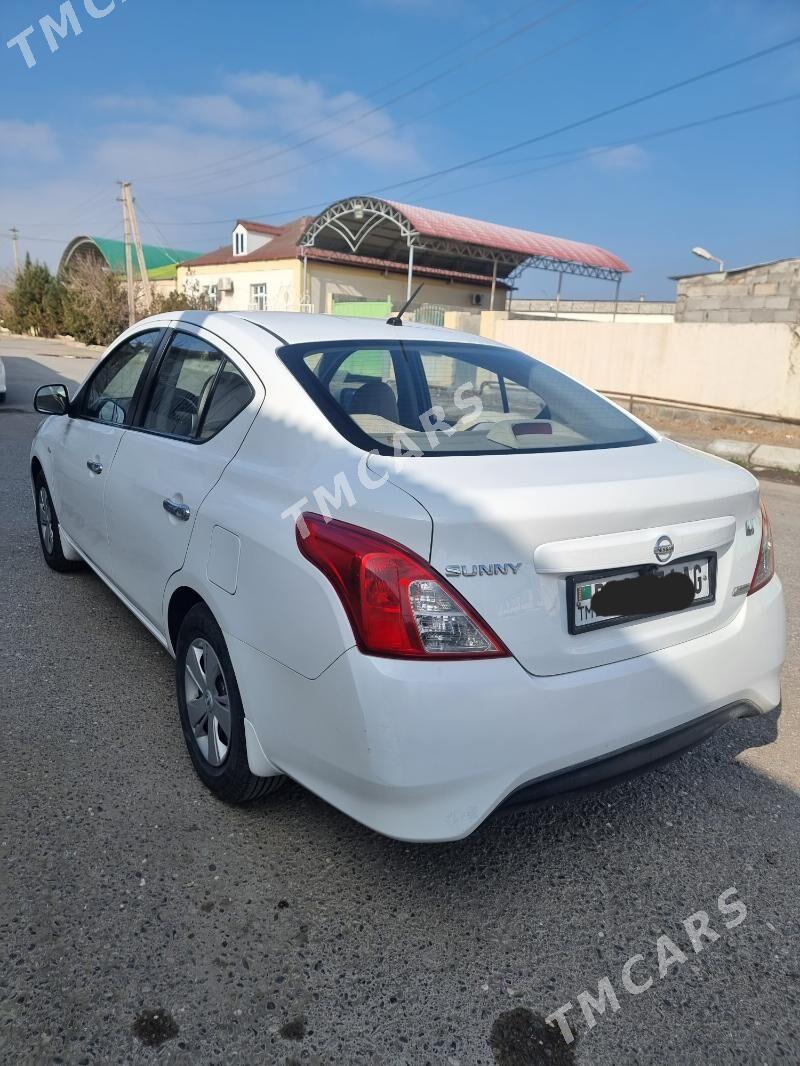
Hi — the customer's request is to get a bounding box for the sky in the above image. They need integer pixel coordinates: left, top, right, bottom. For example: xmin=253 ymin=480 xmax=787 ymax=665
xmin=0 ymin=0 xmax=798 ymax=300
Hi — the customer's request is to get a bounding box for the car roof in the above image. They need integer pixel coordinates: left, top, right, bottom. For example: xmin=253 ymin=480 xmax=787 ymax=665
xmin=149 ymin=309 xmax=504 ymax=349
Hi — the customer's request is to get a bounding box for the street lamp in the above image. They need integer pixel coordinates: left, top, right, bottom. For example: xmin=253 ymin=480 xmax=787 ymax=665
xmin=691 ymin=246 xmax=725 ymax=272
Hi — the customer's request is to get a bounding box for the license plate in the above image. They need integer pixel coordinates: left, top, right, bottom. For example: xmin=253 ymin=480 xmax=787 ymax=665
xmin=567 ymin=553 xmax=716 ymax=635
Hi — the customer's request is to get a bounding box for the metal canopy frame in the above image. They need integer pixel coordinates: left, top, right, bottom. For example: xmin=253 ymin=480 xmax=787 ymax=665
xmin=299 ymin=196 xmax=624 ymax=308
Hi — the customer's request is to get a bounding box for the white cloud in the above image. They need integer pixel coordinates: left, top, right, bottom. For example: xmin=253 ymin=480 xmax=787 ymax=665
xmin=0 ymin=120 xmax=59 ymax=162
xmin=0 ymin=70 xmax=426 ymax=272
xmin=589 ymin=144 xmax=649 ymax=173
xmin=94 ymin=94 xmax=156 ymax=114
xmin=226 ymin=70 xmax=421 ymax=169
xmin=89 ymin=124 xmax=282 ymax=183
xmin=174 ymin=94 xmax=253 ymax=131
xmin=95 ymin=93 xmax=255 ymax=131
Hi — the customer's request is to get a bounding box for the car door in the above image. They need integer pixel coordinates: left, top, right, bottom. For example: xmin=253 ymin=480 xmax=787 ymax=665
xmin=103 ymin=327 xmax=261 ymax=628
xmin=54 ymin=329 xmax=164 ymax=571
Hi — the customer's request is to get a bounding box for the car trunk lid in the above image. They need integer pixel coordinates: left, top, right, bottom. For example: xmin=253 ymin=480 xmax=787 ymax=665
xmin=369 ymin=439 xmax=762 ymax=676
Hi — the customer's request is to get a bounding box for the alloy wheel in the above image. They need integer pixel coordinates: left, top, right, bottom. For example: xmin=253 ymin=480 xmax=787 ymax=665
xmin=184 ymin=638 xmax=231 ymax=766
xmin=38 ymin=486 xmax=54 ymax=554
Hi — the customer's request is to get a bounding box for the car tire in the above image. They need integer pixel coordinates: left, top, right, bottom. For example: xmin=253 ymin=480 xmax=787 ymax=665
xmin=175 ymin=603 xmax=286 ymax=804
xmin=34 ymin=471 xmax=84 ymax=573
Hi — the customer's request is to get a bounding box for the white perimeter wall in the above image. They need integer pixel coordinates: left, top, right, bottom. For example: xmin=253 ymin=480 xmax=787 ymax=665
xmin=447 ymin=313 xmax=800 ymax=421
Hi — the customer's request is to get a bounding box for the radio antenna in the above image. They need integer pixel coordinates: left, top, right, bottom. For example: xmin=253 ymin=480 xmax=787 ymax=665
xmin=387 ymin=283 xmax=424 ymax=326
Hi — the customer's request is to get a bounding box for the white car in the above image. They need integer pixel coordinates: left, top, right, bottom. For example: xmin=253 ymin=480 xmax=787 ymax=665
xmin=30 ymin=311 xmax=785 ymax=841
xmin=0 ymin=356 xmax=6 ymax=403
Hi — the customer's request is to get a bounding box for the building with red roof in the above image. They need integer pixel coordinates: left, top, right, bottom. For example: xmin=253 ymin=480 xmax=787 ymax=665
xmin=177 ymin=197 xmax=628 ymax=321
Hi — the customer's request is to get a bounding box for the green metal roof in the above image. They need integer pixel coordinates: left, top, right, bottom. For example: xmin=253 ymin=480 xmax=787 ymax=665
xmin=89 ymin=237 xmax=202 ymax=275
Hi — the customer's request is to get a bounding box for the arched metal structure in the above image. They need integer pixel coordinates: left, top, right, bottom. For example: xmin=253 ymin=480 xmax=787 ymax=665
xmin=299 ymin=196 xmax=629 ymax=308
xmin=58 ymin=235 xmax=201 ymax=279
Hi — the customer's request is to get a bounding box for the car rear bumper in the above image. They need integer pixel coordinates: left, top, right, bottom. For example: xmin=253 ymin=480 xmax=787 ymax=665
xmin=497 ymin=698 xmax=778 ymax=815
xmin=228 ymin=576 xmax=785 ymax=842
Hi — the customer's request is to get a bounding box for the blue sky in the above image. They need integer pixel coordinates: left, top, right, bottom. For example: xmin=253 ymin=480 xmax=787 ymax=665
xmin=1 ymin=0 xmax=798 ymax=298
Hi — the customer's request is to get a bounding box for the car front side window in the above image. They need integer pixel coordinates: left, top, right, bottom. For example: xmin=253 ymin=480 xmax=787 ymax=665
xmin=140 ymin=332 xmax=224 ymax=440
xmin=81 ymin=330 xmax=163 ymax=425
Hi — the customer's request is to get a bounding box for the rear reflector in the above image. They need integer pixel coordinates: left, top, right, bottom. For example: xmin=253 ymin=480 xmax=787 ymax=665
xmin=297 ymin=513 xmax=509 ymax=660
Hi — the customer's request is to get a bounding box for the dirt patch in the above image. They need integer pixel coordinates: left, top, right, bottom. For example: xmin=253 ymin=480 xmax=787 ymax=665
xmin=132 ymin=1008 xmax=179 ymax=1047
xmin=489 ymin=1007 xmax=576 ymax=1066
xmin=279 ymin=1015 xmax=306 ymax=1041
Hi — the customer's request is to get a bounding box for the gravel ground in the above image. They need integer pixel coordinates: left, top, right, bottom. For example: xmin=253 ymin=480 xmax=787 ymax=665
xmin=1 ymin=345 xmax=799 ymax=1066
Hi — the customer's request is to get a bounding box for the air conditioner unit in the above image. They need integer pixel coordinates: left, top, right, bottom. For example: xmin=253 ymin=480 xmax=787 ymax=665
xmin=471 ymin=293 xmax=484 ymax=306
xmin=217 ymin=277 xmax=234 ymax=294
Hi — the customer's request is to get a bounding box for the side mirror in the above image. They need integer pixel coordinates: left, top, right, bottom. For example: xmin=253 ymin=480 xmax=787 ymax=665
xmin=34 ymin=383 xmax=70 ymax=415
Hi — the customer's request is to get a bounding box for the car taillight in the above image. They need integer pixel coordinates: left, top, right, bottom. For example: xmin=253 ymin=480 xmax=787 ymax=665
xmin=748 ymin=500 xmax=775 ymax=595
xmin=297 ymin=513 xmax=509 ymax=660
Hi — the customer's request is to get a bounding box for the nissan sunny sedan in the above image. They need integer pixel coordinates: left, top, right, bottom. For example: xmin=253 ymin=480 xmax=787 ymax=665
xmin=30 ymin=311 xmax=785 ymax=841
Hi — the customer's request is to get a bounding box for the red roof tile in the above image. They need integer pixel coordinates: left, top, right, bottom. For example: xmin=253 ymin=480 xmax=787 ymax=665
xmin=386 ymin=200 xmax=629 ymax=272
xmin=235 ymin=219 xmax=285 ymax=236
xmin=179 ymin=217 xmax=313 ymax=268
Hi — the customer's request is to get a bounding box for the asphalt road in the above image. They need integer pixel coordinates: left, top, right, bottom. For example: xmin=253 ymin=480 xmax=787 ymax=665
xmin=1 ymin=338 xmax=799 ymax=1066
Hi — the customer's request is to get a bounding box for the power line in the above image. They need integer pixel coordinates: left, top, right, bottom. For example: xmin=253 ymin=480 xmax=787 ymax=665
xmin=412 ymin=93 xmax=800 ymax=203
xmin=136 ymin=0 xmax=544 ymax=186
xmin=144 ymin=35 xmax=800 ymax=229
xmin=4 ymin=186 xmax=114 ymax=230
xmin=134 ymin=201 xmax=189 ymax=262
xmin=140 ymin=0 xmax=582 ymax=191
xmin=10 ymin=233 xmax=73 ymax=243
xmin=367 ymin=32 xmax=800 ymax=198
xmin=175 ymin=0 xmax=647 ymax=202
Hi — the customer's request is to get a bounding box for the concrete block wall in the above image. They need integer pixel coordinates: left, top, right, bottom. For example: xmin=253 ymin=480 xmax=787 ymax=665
xmin=676 ymin=259 xmax=800 ymax=324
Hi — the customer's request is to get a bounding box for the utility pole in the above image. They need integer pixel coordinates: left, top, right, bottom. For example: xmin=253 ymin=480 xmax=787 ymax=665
xmin=122 ymin=182 xmax=152 ymax=313
xmin=10 ymin=226 xmax=20 ymax=274
xmin=118 ymin=182 xmax=136 ymax=326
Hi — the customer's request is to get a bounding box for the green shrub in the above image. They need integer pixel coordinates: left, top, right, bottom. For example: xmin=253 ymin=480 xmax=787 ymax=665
xmin=151 ymin=286 xmax=215 ymax=314
xmin=5 ymin=255 xmax=65 ymax=337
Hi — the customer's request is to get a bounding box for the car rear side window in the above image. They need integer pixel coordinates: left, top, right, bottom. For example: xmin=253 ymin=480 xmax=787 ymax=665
xmin=278 ymin=339 xmax=654 ymax=456
xmin=81 ymin=329 xmax=162 ymax=425
xmin=197 ymin=360 xmax=254 ymax=440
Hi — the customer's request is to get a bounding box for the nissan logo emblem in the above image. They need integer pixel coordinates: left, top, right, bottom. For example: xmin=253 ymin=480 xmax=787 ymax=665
xmin=654 ymin=535 xmax=674 ymax=563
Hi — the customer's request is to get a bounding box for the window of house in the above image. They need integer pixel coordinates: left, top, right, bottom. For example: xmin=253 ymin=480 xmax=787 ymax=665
xmin=233 ymin=230 xmax=246 ymax=256
xmin=250 ymin=283 xmax=268 ymax=311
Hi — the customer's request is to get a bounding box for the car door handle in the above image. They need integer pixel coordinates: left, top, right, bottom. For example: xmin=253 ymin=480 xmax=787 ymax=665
xmin=163 ymin=498 xmax=191 ymax=521
xmin=86 ymin=459 xmax=103 ymax=475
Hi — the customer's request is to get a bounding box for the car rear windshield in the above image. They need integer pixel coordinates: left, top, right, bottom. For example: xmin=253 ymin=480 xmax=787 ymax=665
xmin=277 ymin=339 xmax=654 ymax=456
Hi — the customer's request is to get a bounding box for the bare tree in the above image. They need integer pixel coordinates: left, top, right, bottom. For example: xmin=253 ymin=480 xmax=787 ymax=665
xmin=61 ymin=257 xmax=132 ymax=345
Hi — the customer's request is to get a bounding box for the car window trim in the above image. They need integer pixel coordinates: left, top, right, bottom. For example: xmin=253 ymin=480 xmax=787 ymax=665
xmin=128 ymin=327 xmax=256 ymax=446
xmin=70 ymin=327 xmax=168 ymax=426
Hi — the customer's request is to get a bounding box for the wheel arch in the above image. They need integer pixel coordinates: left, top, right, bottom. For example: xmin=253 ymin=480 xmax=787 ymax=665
xmin=166 ymin=581 xmax=282 ymax=779
xmin=167 ymin=585 xmax=208 ymax=654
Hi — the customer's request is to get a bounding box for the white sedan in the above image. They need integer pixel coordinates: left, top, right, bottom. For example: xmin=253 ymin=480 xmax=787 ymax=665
xmin=0 ymin=355 xmax=6 ymax=403
xmin=30 ymin=311 xmax=785 ymax=841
